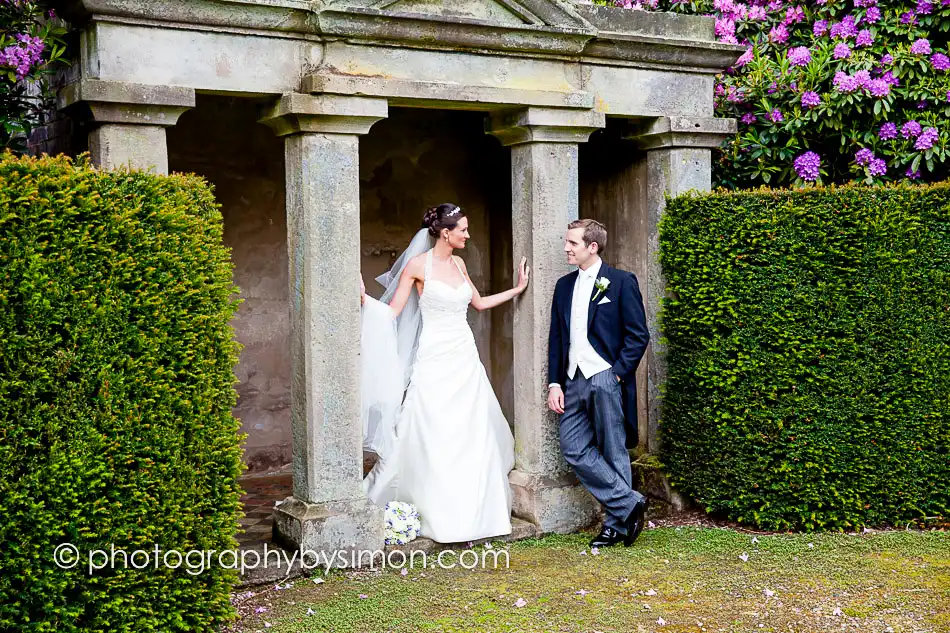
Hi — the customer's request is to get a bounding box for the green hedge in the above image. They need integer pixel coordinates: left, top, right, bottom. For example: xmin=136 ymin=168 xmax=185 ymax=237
xmin=0 ymin=153 xmax=244 ymax=631
xmin=659 ymin=183 xmax=950 ymax=531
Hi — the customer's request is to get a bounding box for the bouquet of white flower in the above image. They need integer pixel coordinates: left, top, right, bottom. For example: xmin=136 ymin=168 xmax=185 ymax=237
xmin=384 ymin=501 xmax=421 ymax=545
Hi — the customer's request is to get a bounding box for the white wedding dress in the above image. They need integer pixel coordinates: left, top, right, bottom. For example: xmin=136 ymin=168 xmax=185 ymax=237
xmin=363 ymin=249 xmax=515 ymax=543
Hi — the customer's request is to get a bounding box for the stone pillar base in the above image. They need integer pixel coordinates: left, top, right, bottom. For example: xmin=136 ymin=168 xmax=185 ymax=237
xmin=509 ymin=470 xmax=600 ymax=534
xmin=272 ymin=496 xmax=384 ymax=557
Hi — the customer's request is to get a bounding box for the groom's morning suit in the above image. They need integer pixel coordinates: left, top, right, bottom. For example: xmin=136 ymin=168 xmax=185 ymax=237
xmin=548 ymin=258 xmax=650 ymax=536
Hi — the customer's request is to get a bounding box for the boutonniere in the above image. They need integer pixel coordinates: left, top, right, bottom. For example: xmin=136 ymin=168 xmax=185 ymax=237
xmin=592 ymin=277 xmax=610 ymax=302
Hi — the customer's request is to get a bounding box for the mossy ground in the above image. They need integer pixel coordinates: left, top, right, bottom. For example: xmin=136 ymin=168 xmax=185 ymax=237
xmin=229 ymin=527 xmax=949 ymax=633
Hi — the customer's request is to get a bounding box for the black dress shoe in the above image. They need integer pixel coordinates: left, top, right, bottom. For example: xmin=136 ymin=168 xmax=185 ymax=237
xmin=623 ymin=497 xmax=649 ymax=546
xmin=589 ymin=527 xmax=625 ymax=548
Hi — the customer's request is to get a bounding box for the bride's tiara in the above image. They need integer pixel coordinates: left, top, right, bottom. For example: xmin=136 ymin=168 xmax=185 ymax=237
xmin=445 ymin=205 xmax=462 ymax=217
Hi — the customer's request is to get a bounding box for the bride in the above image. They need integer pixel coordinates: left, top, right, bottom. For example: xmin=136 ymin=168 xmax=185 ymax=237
xmin=359 ymin=203 xmax=530 ymax=543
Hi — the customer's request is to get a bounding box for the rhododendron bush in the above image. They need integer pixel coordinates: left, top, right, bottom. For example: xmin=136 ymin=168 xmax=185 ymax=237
xmin=601 ymin=0 xmax=950 ymax=188
xmin=1 ymin=0 xmax=66 ymax=151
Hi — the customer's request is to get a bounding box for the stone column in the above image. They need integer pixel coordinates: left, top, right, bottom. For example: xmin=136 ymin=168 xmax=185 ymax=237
xmin=58 ymin=80 xmax=195 ymax=174
xmin=259 ymin=93 xmax=388 ymax=554
xmin=625 ymin=116 xmax=735 ymax=505
xmin=487 ymin=107 xmax=605 ymax=533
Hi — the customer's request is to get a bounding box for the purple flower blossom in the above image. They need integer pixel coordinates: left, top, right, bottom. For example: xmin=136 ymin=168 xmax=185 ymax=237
xmin=918 ymin=99 xmax=928 ymax=110
xmin=880 ymin=54 xmax=894 ymax=65
xmin=868 ymin=158 xmax=887 ymax=176
xmin=855 ymin=148 xmax=875 ymax=166
xmin=879 ymin=122 xmax=898 ymax=140
xmin=0 ymin=34 xmax=46 ymax=81
xmin=813 ymin=20 xmax=828 ymax=37
xmin=856 ymin=30 xmax=873 ymax=47
xmin=868 ymin=78 xmax=891 ymax=97
xmin=794 ymin=151 xmax=821 ymax=181
xmin=854 ymin=70 xmax=871 ymax=87
xmin=882 ymin=71 xmax=899 ymax=86
xmin=831 ymin=16 xmax=858 ymax=39
xmin=910 ymin=39 xmax=931 ymax=55
xmin=716 ymin=18 xmax=736 ymax=39
xmin=833 ymin=43 xmax=852 ymax=59
xmin=801 ymin=91 xmax=821 ymax=108
xmin=900 ymin=12 xmax=917 ymax=25
xmin=734 ymin=46 xmax=754 ymax=68
xmin=865 ymin=6 xmax=881 ymax=22
xmin=833 ymin=71 xmax=860 ymax=93
xmin=947 ymin=89 xmax=950 ymax=102
xmin=740 ymin=112 xmax=757 ymax=124
xmin=748 ymin=5 xmax=767 ymax=20
xmin=915 ymin=127 xmax=939 ymax=150
xmin=901 ymin=120 xmax=923 ymax=138
xmin=769 ymin=24 xmax=789 ymax=45
xmin=784 ymin=5 xmax=804 ymax=24
xmin=769 ymin=108 xmax=784 ymax=123
xmin=932 ymin=53 xmax=950 ymax=71
xmin=917 ymin=0 xmax=933 ymax=14
xmin=787 ymin=46 xmax=811 ymax=66
xmin=906 ymin=167 xmax=921 ymax=179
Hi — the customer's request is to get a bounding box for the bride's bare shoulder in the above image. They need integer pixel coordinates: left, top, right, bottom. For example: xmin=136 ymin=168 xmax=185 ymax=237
xmin=403 ymin=253 xmax=427 ymax=278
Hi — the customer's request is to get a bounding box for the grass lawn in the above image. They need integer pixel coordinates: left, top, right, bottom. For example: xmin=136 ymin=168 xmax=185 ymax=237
xmin=228 ymin=526 xmax=950 ymax=633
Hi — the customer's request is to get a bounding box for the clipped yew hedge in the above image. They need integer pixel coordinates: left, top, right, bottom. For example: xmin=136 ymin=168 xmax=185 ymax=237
xmin=659 ymin=183 xmax=950 ymax=531
xmin=0 ymin=153 xmax=244 ymax=631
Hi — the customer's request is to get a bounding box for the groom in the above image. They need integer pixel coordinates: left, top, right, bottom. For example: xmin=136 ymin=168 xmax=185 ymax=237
xmin=547 ymin=219 xmax=651 ymax=547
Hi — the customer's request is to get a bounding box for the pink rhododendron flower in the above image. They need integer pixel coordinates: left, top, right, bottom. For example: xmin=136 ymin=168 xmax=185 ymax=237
xmin=787 ymin=46 xmax=811 ymax=66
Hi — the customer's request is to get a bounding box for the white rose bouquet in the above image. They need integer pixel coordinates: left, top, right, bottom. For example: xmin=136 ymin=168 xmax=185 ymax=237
xmin=384 ymin=501 xmax=421 ymax=545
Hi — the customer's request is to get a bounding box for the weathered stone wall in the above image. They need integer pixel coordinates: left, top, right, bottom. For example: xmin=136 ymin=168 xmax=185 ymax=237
xmin=360 ymin=107 xmax=514 ymax=421
xmin=167 ymin=100 xmax=515 ymax=473
xmin=580 ymin=124 xmax=650 ymax=449
xmin=167 ymin=95 xmax=292 ymax=473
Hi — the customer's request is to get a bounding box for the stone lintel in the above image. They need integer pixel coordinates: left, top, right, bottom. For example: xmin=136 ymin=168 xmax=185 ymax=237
xmin=259 ymin=93 xmax=388 ymax=136
xmin=583 ymin=34 xmax=745 ymax=74
xmin=272 ymin=496 xmax=384 ymax=555
xmin=58 ymin=79 xmax=195 ymax=126
xmin=487 ymin=107 xmax=605 ymax=146
xmin=625 ymin=115 xmax=737 ymax=150
xmin=302 ymin=73 xmax=594 ymax=112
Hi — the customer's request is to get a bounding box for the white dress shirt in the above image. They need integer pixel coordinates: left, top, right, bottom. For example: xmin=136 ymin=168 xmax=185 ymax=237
xmin=550 ymin=258 xmax=612 ymax=390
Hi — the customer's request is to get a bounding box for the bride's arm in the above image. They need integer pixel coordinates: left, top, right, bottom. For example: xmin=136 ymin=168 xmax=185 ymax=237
xmin=386 ymin=256 xmax=424 ymax=317
xmin=458 ymin=256 xmax=530 ymax=312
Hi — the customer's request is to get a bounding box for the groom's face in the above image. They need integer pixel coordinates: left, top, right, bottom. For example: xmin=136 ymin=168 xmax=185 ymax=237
xmin=564 ymin=227 xmax=597 ymax=268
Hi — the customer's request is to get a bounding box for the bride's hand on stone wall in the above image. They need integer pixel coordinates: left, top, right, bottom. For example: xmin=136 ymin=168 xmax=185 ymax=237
xmin=516 ymin=257 xmax=530 ymax=293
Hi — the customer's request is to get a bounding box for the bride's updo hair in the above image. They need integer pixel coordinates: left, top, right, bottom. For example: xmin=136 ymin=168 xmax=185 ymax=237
xmin=422 ymin=203 xmax=466 ymax=238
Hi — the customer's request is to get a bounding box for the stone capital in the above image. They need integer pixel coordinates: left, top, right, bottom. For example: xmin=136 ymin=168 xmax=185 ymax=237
xmin=58 ymin=79 xmax=195 ymax=126
xmin=487 ymin=107 xmax=605 ymax=146
xmin=624 ymin=116 xmax=736 ymax=150
xmin=259 ymin=93 xmax=388 ymax=137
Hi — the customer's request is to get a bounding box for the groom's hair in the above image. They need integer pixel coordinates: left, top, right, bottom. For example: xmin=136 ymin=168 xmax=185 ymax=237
xmin=568 ymin=219 xmax=607 ymax=255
